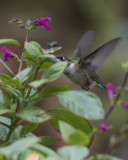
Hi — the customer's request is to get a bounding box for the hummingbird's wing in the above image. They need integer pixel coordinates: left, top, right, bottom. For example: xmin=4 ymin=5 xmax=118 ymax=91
xmin=73 ymin=30 xmax=94 ymax=59
xmin=80 ymin=37 xmax=121 ymax=73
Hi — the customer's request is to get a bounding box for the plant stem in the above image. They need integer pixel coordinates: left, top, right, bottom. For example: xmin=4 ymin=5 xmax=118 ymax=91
xmin=25 ymin=30 xmax=29 ymax=42
xmin=5 ymin=117 xmax=19 ymax=142
xmin=18 ymin=61 xmax=23 ymax=74
xmin=26 ymin=66 xmax=39 ymax=98
xmin=103 ymin=72 xmax=128 ymax=121
xmin=5 ymin=127 xmax=13 ymax=142
xmin=18 ymin=30 xmax=29 ymax=73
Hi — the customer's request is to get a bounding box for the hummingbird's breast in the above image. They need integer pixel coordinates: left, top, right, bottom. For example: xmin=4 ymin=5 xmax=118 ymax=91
xmin=64 ymin=62 xmax=94 ymax=88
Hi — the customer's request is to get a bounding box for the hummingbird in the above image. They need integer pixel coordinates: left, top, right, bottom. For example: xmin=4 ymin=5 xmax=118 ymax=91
xmin=56 ymin=31 xmax=121 ymax=91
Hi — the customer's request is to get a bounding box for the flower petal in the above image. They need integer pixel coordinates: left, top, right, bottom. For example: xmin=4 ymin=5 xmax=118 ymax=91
xmin=98 ymin=124 xmax=107 ymax=132
xmin=2 ymin=47 xmax=11 ymax=54
xmin=123 ymin=102 xmax=128 ymax=109
xmin=43 ymin=17 xmax=51 ymax=21
xmin=106 ymin=83 xmax=113 ymax=99
xmin=43 ymin=22 xmax=50 ymax=31
xmin=2 ymin=47 xmax=11 ymax=62
xmin=36 ymin=17 xmax=51 ymax=31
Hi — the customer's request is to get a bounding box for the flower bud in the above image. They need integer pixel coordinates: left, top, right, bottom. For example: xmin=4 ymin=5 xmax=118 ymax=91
xmin=98 ymin=124 xmax=107 ymax=132
xmin=106 ymin=83 xmax=113 ymax=99
xmin=123 ymin=102 xmax=128 ymax=109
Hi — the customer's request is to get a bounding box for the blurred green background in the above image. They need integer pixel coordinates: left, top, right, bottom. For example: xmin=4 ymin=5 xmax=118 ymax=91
xmin=0 ymin=0 xmax=128 ymax=159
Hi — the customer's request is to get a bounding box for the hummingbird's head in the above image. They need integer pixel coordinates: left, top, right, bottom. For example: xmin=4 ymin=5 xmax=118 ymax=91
xmin=56 ymin=55 xmax=66 ymax=62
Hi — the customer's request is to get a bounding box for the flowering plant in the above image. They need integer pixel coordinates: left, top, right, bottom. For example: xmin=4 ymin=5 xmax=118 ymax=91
xmin=0 ymin=17 xmax=127 ymax=160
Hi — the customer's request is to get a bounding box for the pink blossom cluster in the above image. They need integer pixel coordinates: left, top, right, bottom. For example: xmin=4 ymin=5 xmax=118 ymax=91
xmin=36 ymin=17 xmax=51 ymax=31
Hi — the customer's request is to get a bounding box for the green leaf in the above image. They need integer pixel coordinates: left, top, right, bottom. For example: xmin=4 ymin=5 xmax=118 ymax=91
xmin=59 ymin=121 xmax=89 ymax=146
xmin=58 ymin=145 xmax=89 ymax=160
xmin=0 ymin=106 xmax=12 ymax=115
xmin=0 ymin=86 xmax=22 ymax=100
xmin=0 ymin=39 xmax=20 ymax=47
xmin=0 ymin=116 xmax=35 ymax=141
xmin=0 ymin=116 xmax=10 ymax=141
xmin=41 ymin=136 xmax=60 ymax=146
xmin=39 ymin=86 xmax=69 ymax=97
xmin=30 ymin=144 xmax=60 ymax=159
xmin=39 ymin=54 xmax=56 ymax=61
xmin=1 ymin=79 xmax=21 ymax=89
xmin=3 ymin=92 xmax=10 ymax=107
xmin=0 ymin=116 xmax=23 ymax=142
xmin=31 ymin=41 xmax=42 ymax=53
xmin=30 ymin=62 xmax=67 ymax=88
xmin=29 ymin=79 xmax=48 ymax=88
xmin=42 ymin=62 xmax=67 ymax=82
xmin=58 ymin=91 xmax=104 ymax=120
xmin=38 ymin=54 xmax=56 ymax=71
xmin=49 ymin=46 xmax=62 ymax=53
xmin=10 ymin=102 xmax=17 ymax=111
xmin=0 ymin=59 xmax=15 ymax=76
xmin=32 ymin=85 xmax=69 ymax=101
xmin=13 ymin=125 xmax=36 ymax=141
xmin=20 ymin=123 xmax=39 ymax=137
xmin=39 ymin=61 xmax=54 ymax=71
xmin=0 ymin=116 xmax=11 ymax=125
xmin=23 ymin=50 xmax=35 ymax=61
xmin=59 ymin=120 xmax=74 ymax=140
xmin=25 ymin=42 xmax=42 ymax=57
xmin=16 ymin=106 xmax=51 ymax=123
xmin=0 ymin=91 xmax=5 ymax=105
xmin=0 ymin=153 xmax=4 ymax=160
xmin=0 ymin=123 xmax=8 ymax=142
xmin=0 ymin=137 xmax=40 ymax=159
xmin=24 ymin=53 xmax=54 ymax=69
xmin=13 ymin=67 xmax=31 ymax=83
xmin=48 ymin=109 xmax=93 ymax=144
xmin=0 ymin=73 xmax=11 ymax=81
xmin=68 ymin=130 xmax=90 ymax=146
xmin=33 ymin=86 xmax=69 ymax=100
xmin=88 ymin=154 xmax=122 ymax=160
xmin=29 ymin=62 xmax=67 ymax=88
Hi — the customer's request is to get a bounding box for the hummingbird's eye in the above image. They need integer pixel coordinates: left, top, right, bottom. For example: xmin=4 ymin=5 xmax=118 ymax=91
xmin=60 ymin=56 xmax=65 ymax=61
xmin=57 ymin=56 xmax=65 ymax=61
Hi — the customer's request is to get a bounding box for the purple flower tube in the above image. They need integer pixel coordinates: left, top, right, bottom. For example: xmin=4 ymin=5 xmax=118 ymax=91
xmin=2 ymin=47 xmax=11 ymax=62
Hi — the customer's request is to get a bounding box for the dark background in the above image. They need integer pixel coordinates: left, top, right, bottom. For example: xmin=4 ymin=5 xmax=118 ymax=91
xmin=0 ymin=0 xmax=128 ymax=159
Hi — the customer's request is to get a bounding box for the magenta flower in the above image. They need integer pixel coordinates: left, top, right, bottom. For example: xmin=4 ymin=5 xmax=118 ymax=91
xmin=44 ymin=49 xmax=48 ymax=51
xmin=106 ymin=83 xmax=113 ymax=99
xmin=98 ymin=124 xmax=107 ymax=132
xmin=123 ymin=102 xmax=128 ymax=109
xmin=2 ymin=47 xmax=11 ymax=62
xmin=37 ymin=17 xmax=51 ymax=31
